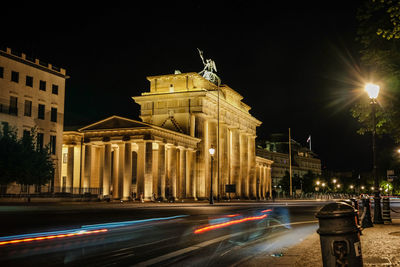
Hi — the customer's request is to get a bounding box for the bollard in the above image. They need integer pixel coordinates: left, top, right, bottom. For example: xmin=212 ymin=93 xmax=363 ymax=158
xmin=350 ymin=198 xmax=361 ymax=227
xmin=316 ymin=202 xmax=363 ymax=267
xmin=361 ymin=198 xmax=373 ymax=228
xmin=382 ymin=197 xmax=392 ymax=224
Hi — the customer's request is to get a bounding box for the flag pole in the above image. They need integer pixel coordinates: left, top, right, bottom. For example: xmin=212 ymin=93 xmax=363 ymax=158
xmin=289 ymin=128 xmax=292 ymax=197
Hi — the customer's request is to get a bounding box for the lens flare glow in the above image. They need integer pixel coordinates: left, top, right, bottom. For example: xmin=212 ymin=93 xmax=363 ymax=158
xmin=194 ymin=214 xmax=268 ymax=234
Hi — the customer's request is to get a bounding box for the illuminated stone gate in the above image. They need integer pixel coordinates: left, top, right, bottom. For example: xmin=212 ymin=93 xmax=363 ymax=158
xmin=61 ymin=72 xmax=273 ymax=200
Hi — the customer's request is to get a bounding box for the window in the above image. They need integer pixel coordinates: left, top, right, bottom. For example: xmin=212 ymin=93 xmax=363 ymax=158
xmin=50 ymin=135 xmax=56 ymax=155
xmin=51 ymin=107 xmax=57 ymax=122
xmin=9 ymin=96 xmax=18 ymax=115
xmin=26 ymin=76 xmax=33 ymax=87
xmin=38 ymin=104 xmax=45 ymax=120
xmin=37 ymin=133 xmax=44 ymax=150
xmin=0 ymin=66 xmax=3 ymax=78
xmin=23 ymin=130 xmax=30 ymax=139
xmin=52 ymin=84 xmax=58 ymax=95
xmin=24 ymin=100 xmax=32 ymax=117
xmin=11 ymin=71 xmax=19 ymax=83
xmin=39 ymin=80 xmax=46 ymax=91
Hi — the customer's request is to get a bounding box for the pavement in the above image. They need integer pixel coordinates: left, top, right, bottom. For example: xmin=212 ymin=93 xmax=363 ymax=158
xmin=241 ymin=219 xmax=400 ymax=267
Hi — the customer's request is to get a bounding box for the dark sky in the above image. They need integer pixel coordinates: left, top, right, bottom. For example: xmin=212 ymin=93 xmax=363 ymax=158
xmin=1 ymin=1 xmax=372 ymax=172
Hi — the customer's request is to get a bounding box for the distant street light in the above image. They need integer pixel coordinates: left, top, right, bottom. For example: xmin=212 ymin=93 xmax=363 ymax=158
xmin=316 ymin=181 xmax=320 ymax=186
xmin=209 ymin=147 xmax=215 ymax=205
xmin=365 ymin=82 xmax=383 ymax=224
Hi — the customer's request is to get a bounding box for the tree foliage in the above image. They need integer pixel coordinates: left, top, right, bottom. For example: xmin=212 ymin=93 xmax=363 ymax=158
xmin=0 ymin=126 xmax=54 ymax=186
xmin=352 ymin=0 xmax=400 ymax=143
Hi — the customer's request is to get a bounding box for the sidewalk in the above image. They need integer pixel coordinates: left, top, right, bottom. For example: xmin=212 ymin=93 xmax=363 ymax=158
xmin=242 ymin=219 xmax=400 ymax=266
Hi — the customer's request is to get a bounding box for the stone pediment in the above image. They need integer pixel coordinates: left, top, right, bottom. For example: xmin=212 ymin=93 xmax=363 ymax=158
xmin=79 ymin=116 xmax=151 ymax=132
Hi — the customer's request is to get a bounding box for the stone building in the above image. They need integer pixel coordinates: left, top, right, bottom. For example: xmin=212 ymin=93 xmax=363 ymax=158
xmin=0 ymin=47 xmax=68 ymax=192
xmin=62 ymin=72 xmax=273 ymax=200
xmin=256 ymin=134 xmax=322 ymax=186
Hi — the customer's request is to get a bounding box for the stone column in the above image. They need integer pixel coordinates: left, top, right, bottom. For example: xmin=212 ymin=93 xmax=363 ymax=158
xmin=179 ymin=147 xmax=186 ymax=199
xmin=144 ymin=142 xmax=153 ymax=200
xmin=123 ymin=142 xmax=132 ymax=200
xmin=158 ymin=143 xmax=166 ymax=199
xmin=267 ymin=166 xmax=272 ymax=198
xmin=260 ymin=165 xmax=265 ymax=199
xmin=185 ymin=149 xmax=191 ymax=198
xmin=190 ymin=114 xmax=196 ymax=137
xmin=168 ymin=145 xmax=177 ymax=200
xmin=152 ymin=143 xmax=159 ymax=198
xmin=83 ymin=144 xmax=91 ymax=190
xmin=248 ymin=135 xmax=256 ymax=199
xmin=112 ymin=145 xmax=119 ymax=199
xmin=67 ymin=146 xmax=74 ymax=192
xmin=220 ymin=124 xmax=228 ymax=197
xmin=115 ymin=143 xmax=125 ymax=199
xmin=136 ymin=142 xmax=145 ymax=198
xmin=231 ymin=128 xmax=240 ymax=198
xmin=98 ymin=146 xmax=104 ymax=195
xmin=103 ymin=143 xmax=111 ymax=196
xmin=240 ymin=132 xmax=248 ymax=198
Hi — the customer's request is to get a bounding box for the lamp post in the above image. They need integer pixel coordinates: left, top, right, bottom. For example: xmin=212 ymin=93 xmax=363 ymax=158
xmin=365 ymin=83 xmax=383 ymax=224
xmin=332 ymin=179 xmax=337 ymax=192
xmin=209 ymin=147 xmax=215 ymax=205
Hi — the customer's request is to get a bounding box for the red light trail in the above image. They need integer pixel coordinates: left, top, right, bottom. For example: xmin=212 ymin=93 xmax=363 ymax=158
xmin=0 ymin=229 xmax=108 ymax=246
xmin=194 ymin=214 xmax=268 ymax=234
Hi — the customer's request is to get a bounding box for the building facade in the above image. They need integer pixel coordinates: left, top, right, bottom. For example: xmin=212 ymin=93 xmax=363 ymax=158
xmin=61 ymin=72 xmax=273 ymax=200
xmin=256 ymin=135 xmax=322 ymax=186
xmin=0 ymin=47 xmax=68 ymax=192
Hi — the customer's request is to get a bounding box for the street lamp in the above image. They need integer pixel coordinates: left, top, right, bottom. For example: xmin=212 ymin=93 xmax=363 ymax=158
xmin=209 ymin=147 xmax=215 ymax=205
xmin=365 ymin=82 xmax=383 ymax=224
xmin=332 ymin=179 xmax=337 ymax=192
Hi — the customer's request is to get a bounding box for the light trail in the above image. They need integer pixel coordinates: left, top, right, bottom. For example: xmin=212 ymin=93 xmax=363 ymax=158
xmin=0 ymin=229 xmax=107 ymax=246
xmin=0 ymin=214 xmax=188 ymax=246
xmin=194 ymin=214 xmax=268 ymax=234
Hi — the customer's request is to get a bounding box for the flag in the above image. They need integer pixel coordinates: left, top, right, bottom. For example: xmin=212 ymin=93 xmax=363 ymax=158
xmin=307 ymin=135 xmax=311 ymax=143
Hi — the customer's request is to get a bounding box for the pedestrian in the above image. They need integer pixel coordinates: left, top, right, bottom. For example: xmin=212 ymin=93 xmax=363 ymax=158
xmin=140 ymin=193 xmax=144 ymax=203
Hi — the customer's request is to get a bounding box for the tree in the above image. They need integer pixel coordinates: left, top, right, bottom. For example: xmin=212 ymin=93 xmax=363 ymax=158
xmin=0 ymin=124 xmax=22 ymax=185
xmin=352 ymin=0 xmax=400 ymax=143
xmin=0 ymin=127 xmax=54 ymax=191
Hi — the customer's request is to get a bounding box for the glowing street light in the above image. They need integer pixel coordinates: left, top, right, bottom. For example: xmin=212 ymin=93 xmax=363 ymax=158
xmin=365 ymin=83 xmax=380 ymax=99
xmin=209 ymin=147 xmax=215 ymax=205
xmin=365 ymin=82 xmax=383 ymax=224
xmin=316 ymin=181 xmax=320 ymax=186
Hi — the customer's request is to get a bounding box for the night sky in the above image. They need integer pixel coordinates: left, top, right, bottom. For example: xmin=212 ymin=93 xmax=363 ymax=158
xmin=1 ymin=1 xmax=372 ymax=172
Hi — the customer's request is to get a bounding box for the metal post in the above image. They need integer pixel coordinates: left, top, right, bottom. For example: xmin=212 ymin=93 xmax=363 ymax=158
xmin=372 ymin=101 xmax=383 ymax=224
xmin=210 ymin=155 xmax=214 ymax=205
xmin=382 ymin=197 xmax=392 ymax=224
xmin=289 ymin=128 xmax=292 ymax=197
xmin=217 ymin=82 xmax=220 ymax=202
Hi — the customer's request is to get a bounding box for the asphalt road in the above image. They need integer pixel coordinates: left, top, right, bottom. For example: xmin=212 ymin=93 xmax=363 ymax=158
xmin=0 ymin=200 xmax=368 ymax=266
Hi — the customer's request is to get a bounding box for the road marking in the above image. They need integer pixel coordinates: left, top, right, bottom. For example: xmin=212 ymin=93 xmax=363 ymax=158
xmin=131 ymin=220 xmax=318 ymax=266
